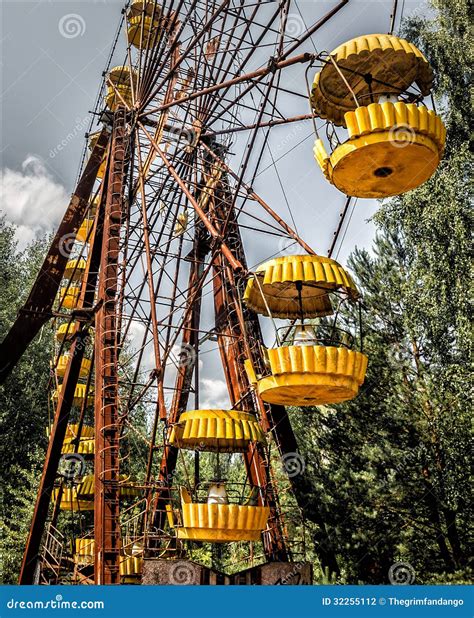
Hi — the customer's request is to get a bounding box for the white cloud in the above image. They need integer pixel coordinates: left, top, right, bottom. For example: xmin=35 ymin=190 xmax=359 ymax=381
xmin=199 ymin=378 xmax=231 ymax=410
xmin=0 ymin=155 xmax=69 ymax=249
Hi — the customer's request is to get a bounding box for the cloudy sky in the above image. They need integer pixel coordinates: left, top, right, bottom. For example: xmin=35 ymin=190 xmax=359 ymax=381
xmin=1 ymin=0 xmax=427 ymax=408
xmin=1 ymin=0 xmax=426 ymax=254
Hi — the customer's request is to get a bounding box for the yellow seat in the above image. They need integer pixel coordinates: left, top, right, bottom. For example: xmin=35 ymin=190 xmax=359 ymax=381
xmin=127 ymin=0 xmax=162 ymax=49
xmin=168 ymin=409 xmax=265 ymax=453
xmin=74 ymin=538 xmax=95 ymax=565
xmin=52 ymin=487 xmax=94 ymax=511
xmin=58 ymin=285 xmax=81 ymax=310
xmin=55 ymin=355 xmax=92 ymax=379
xmin=176 ymin=488 xmax=270 ymax=543
xmin=311 ymin=34 xmax=433 ymax=126
xmin=75 ymin=475 xmax=142 ymax=500
xmin=55 ymin=322 xmax=78 ymax=342
xmin=64 ymin=258 xmax=87 ymax=282
xmin=247 ymin=345 xmax=368 ymax=406
xmin=52 ymin=383 xmax=94 ymax=407
xmin=46 ymin=423 xmax=95 ymax=456
xmin=105 ymin=66 xmax=138 ymax=111
xmin=119 ymin=555 xmax=143 ymax=581
xmin=244 ymin=254 xmax=359 ymax=318
xmin=314 ymin=102 xmax=446 ymax=198
xmin=77 ymin=219 xmax=94 ymax=243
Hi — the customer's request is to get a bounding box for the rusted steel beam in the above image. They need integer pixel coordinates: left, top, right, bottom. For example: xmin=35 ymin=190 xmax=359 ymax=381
xmin=94 ymin=109 xmax=128 ymax=585
xmin=200 ymin=142 xmax=316 ymax=256
xmin=142 ymin=52 xmax=314 ymax=118
xmin=18 ymin=329 xmax=90 ymax=584
xmin=0 ymin=129 xmax=109 ymax=384
xmin=202 ymin=112 xmax=317 ymax=137
xmin=139 ymin=122 xmax=243 ymax=272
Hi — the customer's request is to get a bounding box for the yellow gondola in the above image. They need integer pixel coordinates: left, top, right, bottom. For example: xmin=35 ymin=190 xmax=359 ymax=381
xmin=55 ymin=355 xmax=92 ymax=379
xmin=55 ymin=322 xmax=78 ymax=342
xmin=74 ymin=538 xmax=95 ymax=565
xmin=73 ymin=538 xmax=142 ymax=581
xmin=77 ymin=218 xmax=94 ymax=243
xmin=75 ymin=475 xmax=142 ymax=500
xmin=169 ymin=409 xmax=265 ymax=453
xmin=64 ymin=258 xmax=87 ymax=282
xmin=244 ymin=254 xmax=359 ymax=318
xmin=105 ymin=66 xmax=138 ymax=111
xmin=58 ymin=285 xmax=81 ymax=310
xmin=313 ymin=102 xmax=446 ymax=198
xmin=176 ymin=487 xmax=270 ymax=543
xmin=127 ymin=0 xmax=162 ymax=50
xmin=310 ymin=34 xmax=445 ymax=197
xmin=52 ymin=383 xmax=94 ymax=407
xmin=245 ymin=345 xmax=368 ymax=406
xmin=47 ymin=423 xmax=94 ymax=455
xmin=52 ymin=487 xmax=94 ymax=511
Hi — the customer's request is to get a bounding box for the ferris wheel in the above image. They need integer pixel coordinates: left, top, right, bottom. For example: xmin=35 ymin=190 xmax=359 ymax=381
xmin=0 ymin=0 xmax=444 ymax=586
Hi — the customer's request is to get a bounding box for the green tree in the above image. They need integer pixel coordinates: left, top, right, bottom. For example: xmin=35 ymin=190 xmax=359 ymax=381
xmin=0 ymin=219 xmax=52 ymax=583
xmin=291 ymin=0 xmax=472 ymax=583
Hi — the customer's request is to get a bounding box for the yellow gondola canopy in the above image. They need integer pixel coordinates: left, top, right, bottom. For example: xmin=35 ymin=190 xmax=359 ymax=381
xmin=52 ymin=383 xmax=94 ymax=407
xmin=244 ymin=254 xmax=359 ymax=319
xmin=75 ymin=475 xmax=142 ymax=500
xmin=176 ymin=487 xmax=270 ymax=543
xmin=58 ymin=285 xmax=81 ymax=310
xmin=105 ymin=66 xmax=138 ymax=111
xmin=77 ymin=218 xmax=94 ymax=243
xmin=169 ymin=409 xmax=265 ymax=453
xmin=46 ymin=424 xmax=94 ymax=455
xmin=55 ymin=354 xmax=92 ymax=379
xmin=311 ymin=34 xmax=434 ymax=127
xmin=55 ymin=322 xmax=93 ymax=342
xmin=313 ymin=101 xmax=446 ymax=198
xmin=127 ymin=0 xmax=162 ymax=50
xmin=246 ymin=345 xmax=368 ymax=406
xmin=64 ymin=258 xmax=87 ymax=281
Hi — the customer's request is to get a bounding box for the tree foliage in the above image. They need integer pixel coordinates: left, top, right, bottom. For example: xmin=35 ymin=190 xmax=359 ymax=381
xmin=290 ymin=0 xmax=472 ymax=584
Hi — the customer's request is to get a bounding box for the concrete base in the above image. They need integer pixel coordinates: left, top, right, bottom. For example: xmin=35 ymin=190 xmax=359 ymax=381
xmin=142 ymin=559 xmax=312 ymax=585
